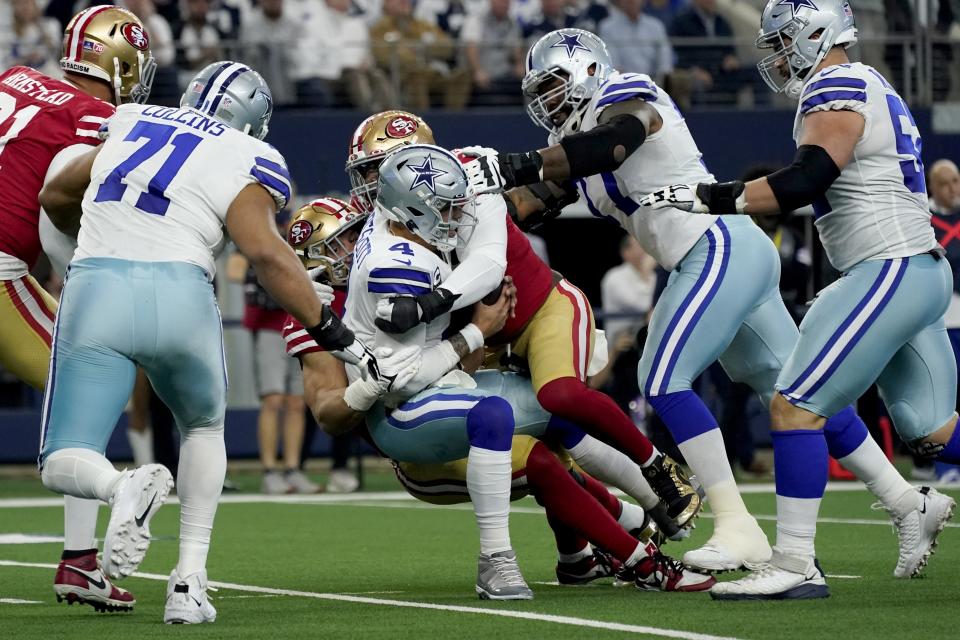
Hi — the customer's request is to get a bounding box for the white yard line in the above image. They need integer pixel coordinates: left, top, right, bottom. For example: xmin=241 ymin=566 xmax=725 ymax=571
xmin=0 ymin=597 xmax=42 ymax=604
xmin=0 ymin=560 xmax=742 ymax=640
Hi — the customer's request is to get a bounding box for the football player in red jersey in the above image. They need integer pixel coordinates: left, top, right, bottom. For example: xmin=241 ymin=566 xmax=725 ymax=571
xmin=347 ymin=110 xmax=700 ymax=538
xmin=0 ymin=5 xmax=155 ymax=613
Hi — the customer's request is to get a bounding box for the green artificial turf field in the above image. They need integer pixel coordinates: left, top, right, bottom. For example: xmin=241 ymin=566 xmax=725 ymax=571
xmin=0 ymin=470 xmax=956 ymax=640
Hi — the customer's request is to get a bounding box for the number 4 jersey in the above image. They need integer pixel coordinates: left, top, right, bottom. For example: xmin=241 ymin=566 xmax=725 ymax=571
xmin=75 ymin=102 xmax=292 ymax=278
xmin=793 ymin=62 xmax=937 ymax=272
xmin=0 ymin=66 xmax=115 ymax=277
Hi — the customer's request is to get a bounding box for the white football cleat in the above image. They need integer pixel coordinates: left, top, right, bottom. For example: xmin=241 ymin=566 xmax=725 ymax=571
xmin=710 ymin=549 xmax=829 ymax=601
xmin=103 ymin=464 xmax=174 ymax=580
xmin=877 ymin=486 xmax=956 ymax=578
xmin=164 ymin=569 xmax=217 ymax=624
xmin=682 ymin=516 xmax=771 ymax=572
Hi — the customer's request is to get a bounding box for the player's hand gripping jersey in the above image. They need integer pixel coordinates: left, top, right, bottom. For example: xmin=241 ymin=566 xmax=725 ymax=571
xmin=551 ymin=71 xmax=717 ymax=270
xmin=793 ymin=63 xmax=938 ymax=271
xmin=75 ymin=103 xmax=291 ymax=277
xmin=0 ymin=66 xmax=114 ymax=276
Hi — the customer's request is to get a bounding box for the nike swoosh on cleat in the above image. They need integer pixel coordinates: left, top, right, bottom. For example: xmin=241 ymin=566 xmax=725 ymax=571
xmin=920 ymin=501 xmax=927 ymax=514
xmin=65 ymin=565 xmax=107 ymax=590
xmin=135 ymin=493 xmax=158 ymax=528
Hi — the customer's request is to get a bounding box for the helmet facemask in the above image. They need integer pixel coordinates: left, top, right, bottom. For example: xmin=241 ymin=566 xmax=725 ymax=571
xmin=397 ymin=192 xmax=478 ymax=254
xmin=121 ymin=51 xmax=156 ymax=104
xmin=523 ymin=67 xmax=591 ymax=136
xmin=298 ymin=215 xmax=367 ymax=285
xmin=347 ymin=157 xmax=383 ymax=215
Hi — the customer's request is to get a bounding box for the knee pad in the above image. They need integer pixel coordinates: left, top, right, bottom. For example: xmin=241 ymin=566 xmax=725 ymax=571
xmin=545 ymin=416 xmax=587 ymax=449
xmin=822 ymin=406 xmax=868 ymax=459
xmin=466 ymin=396 xmax=514 ymax=451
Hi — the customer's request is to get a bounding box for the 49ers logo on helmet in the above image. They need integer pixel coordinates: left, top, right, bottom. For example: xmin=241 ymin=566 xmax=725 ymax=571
xmin=121 ymin=23 xmax=150 ymax=51
xmin=385 ymin=115 xmax=418 ymax=139
xmin=288 ymin=220 xmax=314 ymax=245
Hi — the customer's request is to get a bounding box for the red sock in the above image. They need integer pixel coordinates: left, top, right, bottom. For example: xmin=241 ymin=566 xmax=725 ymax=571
xmin=537 ymin=377 xmax=655 ymax=466
xmin=544 ymin=513 xmax=590 ymax=555
xmin=578 ymin=472 xmax=622 ymax=520
xmin=526 ymin=442 xmax=640 ymax=562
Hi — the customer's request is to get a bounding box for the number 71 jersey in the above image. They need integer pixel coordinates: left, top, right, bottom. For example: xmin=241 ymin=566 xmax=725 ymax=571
xmin=792 ymin=62 xmax=937 ymax=272
xmin=75 ymin=103 xmax=292 ymax=278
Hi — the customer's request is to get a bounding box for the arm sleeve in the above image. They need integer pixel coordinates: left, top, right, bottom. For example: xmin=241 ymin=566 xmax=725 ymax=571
xmin=443 ymin=194 xmax=508 ymax=310
xmin=248 ymin=146 xmax=293 ymax=211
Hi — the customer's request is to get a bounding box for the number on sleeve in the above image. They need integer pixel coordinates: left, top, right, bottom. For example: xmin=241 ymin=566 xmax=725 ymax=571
xmin=0 ymin=92 xmax=40 ymax=158
xmin=885 ymin=94 xmax=925 ymax=194
xmin=389 ymin=242 xmax=415 ymax=256
xmin=94 ymin=120 xmax=202 ymax=216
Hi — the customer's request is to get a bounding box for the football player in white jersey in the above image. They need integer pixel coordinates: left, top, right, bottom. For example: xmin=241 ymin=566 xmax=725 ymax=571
xmin=642 ymin=0 xmax=957 ymax=600
xmin=464 ymin=26 xmax=942 ymax=578
xmin=36 ymin=61 xmax=374 ymax=623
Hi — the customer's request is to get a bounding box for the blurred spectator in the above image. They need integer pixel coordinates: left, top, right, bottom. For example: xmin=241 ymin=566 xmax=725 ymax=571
xmin=2 ymin=0 xmax=62 ymax=76
xmin=43 ymin=0 xmax=75 ymax=31
xmin=226 ymin=243 xmax=318 ymax=495
xmin=240 ymin=0 xmax=331 ymax=106
xmin=122 ymin=0 xmax=176 ymax=67
xmin=849 ymin=0 xmax=889 ymax=78
xmin=643 ymin=0 xmax=685 ymax=26
xmin=415 ymin=0 xmax=483 ymax=41
xmin=371 ymin=0 xmax=471 ymax=110
xmin=929 ymin=159 xmax=960 ymax=403
xmin=601 ymin=234 xmax=656 ymax=351
xmin=324 ymin=0 xmax=397 ymax=110
xmin=176 ymin=0 xmax=224 ymax=85
xmin=599 ymin=0 xmax=673 ymax=82
xmin=670 ymin=0 xmax=765 ymax=106
xmin=461 ymin=0 xmax=526 ymax=105
xmin=569 ymin=0 xmax=610 ymax=33
xmin=522 ymin=0 xmax=580 ymax=44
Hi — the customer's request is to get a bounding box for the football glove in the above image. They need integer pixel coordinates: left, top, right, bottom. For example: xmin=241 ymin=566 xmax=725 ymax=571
xmin=306 ymin=307 xmax=380 ymax=380
xmin=342 ymin=346 xmax=422 ymax=411
xmin=375 ymin=288 xmax=459 ymax=334
xmin=464 ymin=148 xmax=543 ymax=194
xmin=307 ymin=267 xmax=336 ymax=306
xmin=639 ymin=182 xmax=746 ymax=215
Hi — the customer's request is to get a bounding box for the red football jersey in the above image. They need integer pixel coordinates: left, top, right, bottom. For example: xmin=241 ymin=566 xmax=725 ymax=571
xmin=283 ymin=289 xmax=347 ymax=358
xmin=491 ymin=214 xmax=554 ymax=343
xmin=0 ymin=66 xmax=115 ymax=268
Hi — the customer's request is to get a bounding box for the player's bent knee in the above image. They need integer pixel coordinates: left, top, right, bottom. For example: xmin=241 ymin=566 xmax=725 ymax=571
xmin=466 ymin=396 xmax=515 ymax=451
xmin=536 ymin=377 xmax=586 ymax=415
xmin=770 ymin=393 xmax=824 ymax=431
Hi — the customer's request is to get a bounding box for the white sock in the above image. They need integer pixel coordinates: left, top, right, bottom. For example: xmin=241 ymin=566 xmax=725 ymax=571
xmin=775 ymin=495 xmax=820 ymax=558
xmin=557 ymin=544 xmax=592 ymax=564
xmin=127 ymin=425 xmax=154 ymax=467
xmin=677 ymin=429 xmax=751 ymax=522
xmin=63 ymin=496 xmax=99 ymax=551
xmin=467 ymin=446 xmax=512 ymax=555
xmin=176 ymin=424 xmax=226 ymax=578
xmin=839 ymin=438 xmax=919 ymax=518
xmin=41 ymin=448 xmax=123 ymax=503
xmin=624 ymin=541 xmax=649 ymax=567
xmin=567 ymin=435 xmax=659 ymax=509
xmin=617 ymin=500 xmax=647 ymax=533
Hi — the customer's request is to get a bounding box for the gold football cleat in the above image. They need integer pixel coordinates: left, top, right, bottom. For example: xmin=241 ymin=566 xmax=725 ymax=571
xmin=642 ymin=454 xmax=701 ymax=529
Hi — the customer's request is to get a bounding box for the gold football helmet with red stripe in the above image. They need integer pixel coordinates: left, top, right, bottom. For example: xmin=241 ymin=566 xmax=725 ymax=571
xmin=345 ymin=110 xmax=435 ymax=214
xmin=60 ymin=5 xmax=155 ymax=105
xmin=288 ymin=197 xmax=368 ymax=286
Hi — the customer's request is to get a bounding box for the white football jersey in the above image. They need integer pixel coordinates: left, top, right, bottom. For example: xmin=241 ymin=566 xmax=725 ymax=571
xmin=550 ymin=71 xmax=717 ymax=270
xmin=343 ymin=214 xmax=450 ymax=399
xmin=793 ymin=63 xmax=937 ymax=272
xmin=74 ymin=103 xmax=291 ymax=278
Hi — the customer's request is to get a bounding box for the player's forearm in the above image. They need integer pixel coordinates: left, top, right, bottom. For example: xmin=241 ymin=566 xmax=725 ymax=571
xmin=443 ymin=255 xmax=506 ymax=310
xmin=39 ymin=158 xmax=97 ymax=233
xmin=249 ymin=249 xmax=324 ymax=328
xmin=398 ymin=328 xmax=481 ymax=395
xmin=742 ymin=178 xmax=782 ymax=216
xmin=311 ymin=388 xmax=365 ymax=436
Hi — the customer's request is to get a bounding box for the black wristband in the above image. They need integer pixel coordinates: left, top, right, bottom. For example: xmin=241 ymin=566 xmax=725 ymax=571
xmin=500 ymin=151 xmax=543 ymax=188
xmin=418 ymin=287 xmax=459 ymax=323
xmin=306 ymin=306 xmax=356 ymax=351
xmin=695 ymin=181 xmax=745 ymax=215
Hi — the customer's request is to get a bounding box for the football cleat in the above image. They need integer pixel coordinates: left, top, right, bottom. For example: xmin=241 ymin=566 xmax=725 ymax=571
xmin=476 ymin=550 xmax=534 ymax=600
xmin=103 ymin=464 xmax=174 ymax=580
xmin=556 ymin=548 xmax=622 ymax=585
xmin=285 ymin=469 xmax=321 ymax=494
xmin=54 ymin=550 xmax=135 ymax=612
xmin=641 ymin=454 xmax=701 ymax=529
xmin=682 ymin=515 xmax=771 ymax=572
xmin=326 ymin=468 xmax=360 ymax=494
xmin=876 ymin=486 xmax=956 ymax=578
xmin=261 ymin=470 xmax=291 ymax=495
xmin=633 ymin=551 xmax=716 ymax=592
xmin=709 ymin=550 xmax=829 ymax=601
xmin=164 ymin=569 xmax=217 ymax=624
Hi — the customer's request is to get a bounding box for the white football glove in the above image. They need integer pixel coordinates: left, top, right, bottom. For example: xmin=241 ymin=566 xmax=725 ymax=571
xmin=307 ymin=267 xmax=336 ymax=306
xmin=342 ymin=346 xmax=422 ymax=411
xmin=463 ymin=150 xmax=508 ymax=195
xmin=638 ymin=184 xmax=708 ymax=213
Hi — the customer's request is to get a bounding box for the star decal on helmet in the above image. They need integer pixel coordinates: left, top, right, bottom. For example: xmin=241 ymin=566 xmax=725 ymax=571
xmin=408 ymin=155 xmax=446 ymax=193
xmin=550 ymin=32 xmax=591 ymax=58
xmin=775 ymin=0 xmax=818 ymax=14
